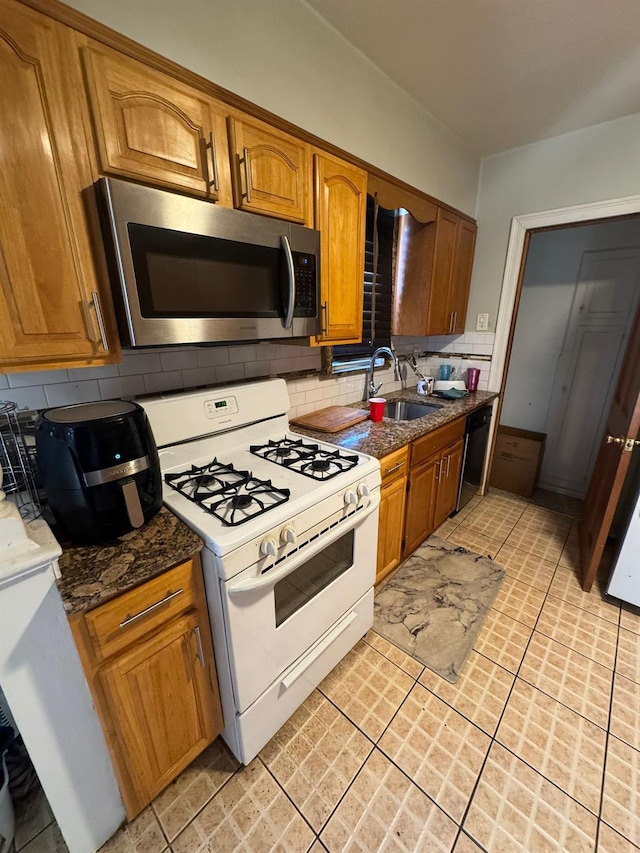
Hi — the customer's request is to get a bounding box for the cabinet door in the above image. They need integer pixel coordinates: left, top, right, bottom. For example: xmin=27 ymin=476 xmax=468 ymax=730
xmin=449 ymin=220 xmax=476 ymax=334
xmin=434 ymin=438 xmax=465 ymax=528
xmin=82 ymin=44 xmax=232 ymax=205
xmin=99 ymin=610 xmax=222 ymax=811
xmin=0 ymin=3 xmax=117 ymax=371
xmin=313 ymin=151 xmax=367 ymax=343
xmin=376 ymin=475 xmax=407 ymax=584
xmin=403 ymin=454 xmax=440 ymax=558
xmin=426 ymin=208 xmax=459 ymax=336
xmin=228 ymin=115 xmax=310 ymax=222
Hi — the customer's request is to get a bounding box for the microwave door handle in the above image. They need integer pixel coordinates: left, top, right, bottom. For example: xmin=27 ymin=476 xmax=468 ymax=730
xmin=281 ymin=235 xmax=295 ymax=329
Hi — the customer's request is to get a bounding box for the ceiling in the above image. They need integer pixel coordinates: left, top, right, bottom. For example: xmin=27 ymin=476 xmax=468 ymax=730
xmin=304 ymin=0 xmax=640 ymax=156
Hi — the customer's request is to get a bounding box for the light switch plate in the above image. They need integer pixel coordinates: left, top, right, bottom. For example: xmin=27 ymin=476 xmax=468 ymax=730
xmin=476 ymin=313 xmax=489 ymax=331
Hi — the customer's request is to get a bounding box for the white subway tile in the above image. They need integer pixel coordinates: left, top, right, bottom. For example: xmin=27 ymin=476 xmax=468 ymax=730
xmin=295 ymin=401 xmax=317 ymax=417
xmin=98 ymin=375 xmax=145 ymax=399
xmin=45 ymin=380 xmax=100 ymax=407
xmin=269 ymin=357 xmax=295 ymax=374
xmin=67 ymin=365 xmax=120 ymax=381
xmin=473 ymin=343 xmax=494 ymax=355
xmin=258 ymin=343 xmax=282 ymax=360
xmin=305 ymin=388 xmax=325 ymax=404
xmin=144 ymin=371 xmax=184 ymax=394
xmin=8 ymin=369 xmax=69 ymax=388
xmin=323 ymin=384 xmax=338 ymax=399
xmin=196 ymin=347 xmax=230 ymax=368
xmin=3 ymin=386 xmax=47 ymax=410
xmin=181 ymin=366 xmax=217 ymax=388
xmin=216 ymin=363 xmax=245 ymax=384
xmin=118 ymin=353 xmax=162 ymax=376
xmin=228 ymin=345 xmax=256 ymax=363
xmin=160 ymin=350 xmax=198 ymax=371
xmin=243 ymin=361 xmax=271 ymax=379
xmin=288 ymin=391 xmax=306 ymax=407
xmin=0 ymin=375 xmax=8 ymax=390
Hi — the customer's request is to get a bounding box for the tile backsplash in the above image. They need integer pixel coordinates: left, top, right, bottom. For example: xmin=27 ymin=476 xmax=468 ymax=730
xmin=0 ymin=333 xmax=494 ymax=418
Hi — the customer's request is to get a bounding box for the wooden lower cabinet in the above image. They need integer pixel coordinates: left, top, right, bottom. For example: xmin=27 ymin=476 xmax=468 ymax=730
xmin=434 ymin=438 xmax=464 ymax=527
xmin=403 ymin=453 xmax=440 ymax=558
xmin=70 ymin=554 xmax=223 ymax=819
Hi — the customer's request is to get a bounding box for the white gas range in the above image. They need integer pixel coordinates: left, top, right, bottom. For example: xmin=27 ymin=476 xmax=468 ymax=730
xmin=141 ymin=378 xmax=380 ymax=763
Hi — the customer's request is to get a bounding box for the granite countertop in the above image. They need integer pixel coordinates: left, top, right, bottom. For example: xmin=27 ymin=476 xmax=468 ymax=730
xmin=292 ymin=388 xmax=498 ymax=458
xmin=56 ymin=507 xmax=203 ymax=616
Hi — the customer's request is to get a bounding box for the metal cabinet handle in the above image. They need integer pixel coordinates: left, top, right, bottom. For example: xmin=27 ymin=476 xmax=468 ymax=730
xmin=208 ymin=132 xmax=219 ymax=192
xmin=321 ymin=301 xmax=328 ymax=336
xmin=384 ymin=461 xmax=405 ymax=475
xmin=91 ymin=291 xmax=109 ymax=352
xmin=451 ymin=311 xmax=457 ymax=333
xmin=194 ymin=625 xmax=205 ymax=668
xmin=607 ymin=434 xmax=640 ymax=451
xmin=435 ymin=459 xmax=442 ymax=482
xmin=445 ymin=454 xmax=451 ymax=477
xmin=240 ymin=147 xmax=251 ymax=202
xmin=119 ymin=588 xmax=183 ymax=629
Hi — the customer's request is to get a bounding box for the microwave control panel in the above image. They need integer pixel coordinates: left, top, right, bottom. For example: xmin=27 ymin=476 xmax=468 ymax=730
xmin=292 ymin=252 xmax=317 ymax=317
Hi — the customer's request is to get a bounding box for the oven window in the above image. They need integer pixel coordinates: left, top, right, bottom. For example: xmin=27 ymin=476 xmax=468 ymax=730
xmin=128 ymin=223 xmax=283 ymax=318
xmin=274 ymin=530 xmax=355 ymax=627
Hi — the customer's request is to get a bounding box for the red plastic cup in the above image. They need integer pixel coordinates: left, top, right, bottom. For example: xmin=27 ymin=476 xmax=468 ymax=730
xmin=369 ymin=397 xmax=386 ymax=422
xmin=467 ymin=368 xmax=480 ymax=392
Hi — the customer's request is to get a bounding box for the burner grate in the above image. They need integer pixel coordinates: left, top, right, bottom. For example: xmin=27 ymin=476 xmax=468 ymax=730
xmin=250 ymin=438 xmax=358 ymax=481
xmin=165 ymin=459 xmax=290 ymax=526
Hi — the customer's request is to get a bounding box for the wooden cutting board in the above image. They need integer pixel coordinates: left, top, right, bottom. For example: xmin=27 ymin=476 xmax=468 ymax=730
xmin=290 ymin=405 xmax=368 ymax=433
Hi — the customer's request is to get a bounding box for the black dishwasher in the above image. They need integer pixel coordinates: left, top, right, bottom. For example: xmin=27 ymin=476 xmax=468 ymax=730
xmin=455 ymin=405 xmax=493 ymax=513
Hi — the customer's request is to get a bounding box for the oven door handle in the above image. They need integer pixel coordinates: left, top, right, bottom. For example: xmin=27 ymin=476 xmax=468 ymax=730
xmin=227 ymin=497 xmax=379 ymax=596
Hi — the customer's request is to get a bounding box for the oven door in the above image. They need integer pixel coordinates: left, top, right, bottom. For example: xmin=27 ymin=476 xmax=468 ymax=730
xmin=222 ymin=499 xmax=379 ymax=713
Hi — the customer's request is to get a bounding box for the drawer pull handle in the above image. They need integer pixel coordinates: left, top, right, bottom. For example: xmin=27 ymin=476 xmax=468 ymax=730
xmin=119 ymin=588 xmax=184 ymax=629
xmin=384 ymin=461 xmax=405 ymax=475
xmin=435 ymin=460 xmax=442 ymax=482
xmin=208 ymin=132 xmax=219 ymax=192
xmin=194 ymin=626 xmax=205 ymax=668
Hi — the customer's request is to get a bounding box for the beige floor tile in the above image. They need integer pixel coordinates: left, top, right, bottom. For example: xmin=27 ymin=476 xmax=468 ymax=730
xmin=519 ymin=632 xmax=613 ymax=729
xmin=491 ymin=575 xmax=546 ymax=627
xmin=549 ymin=565 xmax=620 ymax=624
xmin=308 ymin=843 xmax=328 ymax=853
xmin=601 ymin=736 xmax=640 ymax=848
xmin=496 ymin=680 xmax=606 ymax=813
xmin=473 ymin=607 xmax=533 ymax=674
xmin=536 ymin=597 xmax=618 ymax=669
xmin=610 ymin=674 xmax=640 ymax=752
xmin=597 ymin=821 xmax=640 ymax=852
xmin=452 ymin=833 xmax=485 ymax=852
xmin=446 ymin=525 xmax=504 ymax=559
xmin=14 ymin=784 xmax=54 ymax=851
xmin=559 ymin=532 xmax=580 ymax=571
xmin=171 ymin=758 xmax=314 ymax=853
xmin=20 ymin=823 xmax=69 ymax=853
xmin=99 ymin=807 xmax=166 ymax=853
xmin=504 ymin=523 xmax=567 ymax=563
xmin=433 ymin=517 xmax=460 ymax=539
xmin=616 ymin=627 xmax=640 ymax=684
xmin=620 ymin=603 xmax=640 ymax=635
xmin=318 ymin=639 xmax=413 ymax=741
xmin=319 ymin=749 xmax=458 ymax=853
xmin=519 ymin=504 xmax=573 ymax=534
xmin=379 ymin=683 xmax=490 ymax=822
xmin=452 ymin=494 xmax=483 ymax=523
xmin=459 ymin=504 xmax=523 ymax=541
xmin=152 ymin=739 xmax=238 ymax=840
xmin=480 ymin=490 xmax=530 ymax=511
xmin=363 ymin=630 xmax=424 ymax=679
xmin=419 ymin=650 xmax=514 ymax=736
xmin=463 ymin=742 xmax=598 ymax=852
xmin=493 ymin=542 xmax=556 ymax=592
xmin=260 ymin=690 xmax=371 ymax=832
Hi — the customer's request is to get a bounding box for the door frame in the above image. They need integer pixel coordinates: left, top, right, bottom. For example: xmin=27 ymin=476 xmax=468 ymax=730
xmin=481 ymin=194 xmax=640 ymax=489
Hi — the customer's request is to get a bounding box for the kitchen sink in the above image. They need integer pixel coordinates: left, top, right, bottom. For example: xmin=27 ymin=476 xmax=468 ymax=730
xmin=383 ymin=400 xmax=442 ymax=421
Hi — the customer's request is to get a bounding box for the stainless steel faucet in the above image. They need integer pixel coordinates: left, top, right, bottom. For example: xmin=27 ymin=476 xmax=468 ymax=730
xmin=368 ymin=346 xmax=398 ymax=398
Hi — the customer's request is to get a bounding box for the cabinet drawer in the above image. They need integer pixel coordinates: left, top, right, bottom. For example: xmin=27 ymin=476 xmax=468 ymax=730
xmin=85 ymin=559 xmax=197 ymax=661
xmin=410 ymin=418 xmax=465 ymax=469
xmin=379 ymin=446 xmax=409 ymax=485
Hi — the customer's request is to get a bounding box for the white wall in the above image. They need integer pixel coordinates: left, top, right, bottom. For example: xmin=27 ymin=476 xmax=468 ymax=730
xmin=62 ymin=0 xmax=479 ymax=215
xmin=469 ymin=111 xmax=640 ymax=331
xmin=501 ymin=220 xmax=640 ymax=431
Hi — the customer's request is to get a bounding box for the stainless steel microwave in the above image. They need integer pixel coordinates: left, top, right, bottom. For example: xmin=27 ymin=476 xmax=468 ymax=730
xmin=99 ymin=178 xmax=320 ymax=347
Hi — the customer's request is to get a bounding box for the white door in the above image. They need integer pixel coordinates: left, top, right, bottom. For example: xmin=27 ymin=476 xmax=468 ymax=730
xmin=540 ymin=248 xmax=640 ymax=496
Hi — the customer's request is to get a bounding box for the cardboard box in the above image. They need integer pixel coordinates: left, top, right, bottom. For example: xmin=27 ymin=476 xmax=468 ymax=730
xmin=490 ymin=426 xmax=546 ymax=498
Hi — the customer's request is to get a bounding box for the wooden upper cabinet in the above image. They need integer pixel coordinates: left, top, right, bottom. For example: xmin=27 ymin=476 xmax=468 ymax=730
xmin=313 ymin=151 xmax=367 ymax=344
xmin=449 ymin=219 xmax=477 ymax=334
xmin=428 ymin=208 xmax=460 ymax=335
xmin=81 ymin=43 xmax=233 ymax=205
xmin=227 ymin=114 xmax=311 ymax=223
xmin=0 ymin=1 xmax=119 ymax=372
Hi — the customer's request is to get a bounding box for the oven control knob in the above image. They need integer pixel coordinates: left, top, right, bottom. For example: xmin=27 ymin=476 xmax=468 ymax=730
xmin=357 ymin=483 xmax=370 ymax=499
xmin=344 ymin=490 xmax=358 ymax=506
xmin=281 ymin=526 xmax=297 ymax=546
xmin=260 ymin=538 xmax=278 ymax=558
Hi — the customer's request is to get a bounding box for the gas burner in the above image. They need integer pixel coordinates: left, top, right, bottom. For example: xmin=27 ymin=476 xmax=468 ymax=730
xmin=165 ymin=459 xmax=289 ymax=526
xmin=250 ymin=438 xmax=358 ymax=481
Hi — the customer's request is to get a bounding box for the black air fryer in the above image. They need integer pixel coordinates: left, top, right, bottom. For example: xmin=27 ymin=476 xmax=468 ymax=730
xmin=36 ymin=400 xmax=162 ymax=544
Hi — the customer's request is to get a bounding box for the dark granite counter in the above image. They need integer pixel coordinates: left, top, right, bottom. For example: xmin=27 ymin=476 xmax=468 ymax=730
xmin=292 ymin=388 xmax=498 ymax=458
xmin=57 ymin=507 xmax=203 ymax=616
